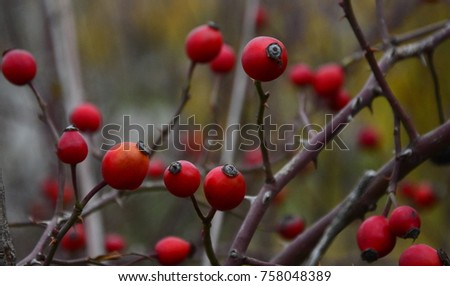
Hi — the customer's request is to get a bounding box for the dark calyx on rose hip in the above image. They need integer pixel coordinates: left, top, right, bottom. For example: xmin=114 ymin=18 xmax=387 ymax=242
xmin=266 ymin=43 xmax=283 ymax=65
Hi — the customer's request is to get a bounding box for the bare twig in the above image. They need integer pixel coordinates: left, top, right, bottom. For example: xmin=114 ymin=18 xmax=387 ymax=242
xmin=382 ymin=115 xmax=401 ymax=217
xmin=27 ymin=83 xmax=60 ymax=144
xmin=44 ymin=180 xmax=108 ymax=265
xmin=254 ymin=81 xmax=275 ymax=184
xmin=149 ymin=61 xmax=196 ymax=153
xmin=340 ymin=0 xmax=419 ymax=142
xmin=424 ymin=51 xmax=445 ymax=124
xmin=305 ymin=170 xmax=376 ymax=266
xmin=375 ymin=0 xmax=391 ymax=46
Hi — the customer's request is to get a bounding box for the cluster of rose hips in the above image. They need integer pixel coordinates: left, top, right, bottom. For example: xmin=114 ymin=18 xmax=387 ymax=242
xmin=163 ymin=160 xmax=246 ymax=212
xmin=2 ymin=14 xmax=447 ymax=267
xmin=356 ymin=204 xmax=446 ymax=265
xmin=288 ymin=63 xmax=350 ymax=112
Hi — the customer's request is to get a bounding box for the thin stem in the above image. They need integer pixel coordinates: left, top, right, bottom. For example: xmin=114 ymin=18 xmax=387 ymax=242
xmin=382 ymin=115 xmax=401 ymax=217
xmin=190 ymin=195 xmax=206 ymax=221
xmin=149 ymin=61 xmax=196 ymax=153
xmin=44 ymin=180 xmax=108 ymax=265
xmin=340 ymin=0 xmax=419 ymax=142
xmin=202 ymin=209 xmax=220 ymax=266
xmin=27 ymin=82 xmax=60 ymax=144
xmin=189 ymin=196 xmax=219 ymax=265
xmin=50 ymin=257 xmax=107 ymax=266
xmin=70 ymin=164 xmax=80 ymax=203
xmin=82 ymin=182 xmax=165 ymax=217
xmin=393 ymin=20 xmax=450 ymax=45
xmin=375 ymin=0 xmax=390 ymax=46
xmin=254 ymin=80 xmax=275 ymax=184
xmin=424 ymin=51 xmax=445 ymax=124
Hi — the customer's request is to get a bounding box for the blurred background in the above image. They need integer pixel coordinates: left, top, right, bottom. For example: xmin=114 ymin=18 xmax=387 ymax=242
xmin=1 ymin=0 xmax=450 ymax=265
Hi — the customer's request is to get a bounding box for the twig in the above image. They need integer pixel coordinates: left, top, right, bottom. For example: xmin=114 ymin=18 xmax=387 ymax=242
xmin=382 ymin=115 xmax=401 ymax=217
xmin=149 ymin=61 xmax=196 ymax=153
xmin=0 ymin=169 xmax=16 ymax=265
xmin=254 ymin=81 xmax=275 ymax=184
xmin=229 ymin=250 xmax=279 ymax=266
xmin=305 ymin=170 xmax=376 ymax=266
xmin=44 ymin=180 xmax=108 ymax=265
xmin=202 ymin=209 xmax=220 ymax=266
xmin=375 ymin=0 xmax=391 ymax=46
xmin=70 ymin=164 xmax=80 ymax=203
xmin=27 ymin=82 xmax=60 ymax=144
xmin=340 ymin=0 xmax=419 ymax=142
xmin=392 ymin=20 xmax=450 ymax=45
xmin=190 ymin=196 xmax=220 ymax=265
xmin=424 ymin=51 xmax=445 ymax=124
xmin=81 ymin=181 xmax=165 ymax=217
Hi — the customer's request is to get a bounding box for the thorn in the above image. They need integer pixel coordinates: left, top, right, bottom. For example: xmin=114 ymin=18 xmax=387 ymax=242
xmin=419 ymin=53 xmax=428 ymax=67
xmin=115 ymin=196 xmax=124 ymax=208
xmin=367 ymin=103 xmax=374 ymax=114
xmin=264 ymin=102 xmax=270 ymax=109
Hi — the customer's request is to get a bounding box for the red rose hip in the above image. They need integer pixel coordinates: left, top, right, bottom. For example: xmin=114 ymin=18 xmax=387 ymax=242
xmin=105 ymin=233 xmax=126 ymax=253
xmin=277 ymin=215 xmax=305 ymax=240
xmin=1 ymin=49 xmax=37 ymax=85
xmin=289 ymin=63 xmax=314 ymax=87
xmin=154 ymin=236 xmax=192 ymax=266
xmin=388 ymin=205 xmax=421 ymax=239
xmin=70 ymin=103 xmax=102 ymax=132
xmin=203 ymin=164 xmax=246 ymax=211
xmin=147 ymin=158 xmax=166 ymax=179
xmin=358 ymin=126 xmax=381 ymax=149
xmin=209 ymin=44 xmax=236 ymax=74
xmin=185 ymin=22 xmax=223 ymax=63
xmin=399 ymin=244 xmax=443 ymax=266
xmin=101 ymin=141 xmax=150 ymax=190
xmin=356 ymin=215 xmax=396 ymax=262
xmin=241 ymin=36 xmax=288 ymax=82
xmin=57 ymin=126 xmax=88 ymax=165
xmin=312 ymin=64 xmax=344 ymax=97
xmin=61 ymin=224 xmax=86 ymax=252
xmin=163 ymin=160 xmax=201 ymax=198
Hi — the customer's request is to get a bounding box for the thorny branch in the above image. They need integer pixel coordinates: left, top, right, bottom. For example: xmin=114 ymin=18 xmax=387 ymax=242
xmin=225 ymin=15 xmax=450 ymax=266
